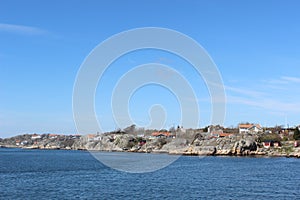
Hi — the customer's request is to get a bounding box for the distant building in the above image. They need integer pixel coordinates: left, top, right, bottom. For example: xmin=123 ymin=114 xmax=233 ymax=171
xmin=31 ymin=134 xmax=41 ymax=140
xmin=263 ymin=141 xmax=281 ymax=148
xmin=151 ymin=131 xmax=175 ymax=138
xmin=239 ymin=124 xmax=262 ymax=134
xmin=71 ymin=135 xmax=81 ymax=139
xmin=263 ymin=141 xmax=272 ymax=148
xmin=87 ymin=134 xmax=96 ymax=142
xmin=210 ymin=130 xmax=223 ymax=137
xmin=219 ymin=133 xmax=233 ymax=137
xmin=264 ymin=130 xmax=272 ymax=134
xmin=208 ymin=125 xmax=224 ymax=137
xmin=49 ymin=134 xmax=58 ymax=139
xmin=15 ymin=140 xmax=21 ymax=146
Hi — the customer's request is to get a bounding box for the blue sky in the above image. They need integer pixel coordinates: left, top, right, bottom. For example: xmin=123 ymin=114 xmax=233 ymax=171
xmin=1 ymin=0 xmax=300 ymax=137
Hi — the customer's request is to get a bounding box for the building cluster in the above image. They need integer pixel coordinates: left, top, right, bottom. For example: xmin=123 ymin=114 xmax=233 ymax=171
xmin=9 ymin=123 xmax=300 ymax=149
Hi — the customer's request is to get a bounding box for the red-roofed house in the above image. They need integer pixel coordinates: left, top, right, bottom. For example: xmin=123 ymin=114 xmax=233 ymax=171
xmin=49 ymin=134 xmax=58 ymax=139
xmin=239 ymin=124 xmax=262 ymax=134
xmin=152 ymin=132 xmax=175 ymax=138
xmin=219 ymin=133 xmax=233 ymax=137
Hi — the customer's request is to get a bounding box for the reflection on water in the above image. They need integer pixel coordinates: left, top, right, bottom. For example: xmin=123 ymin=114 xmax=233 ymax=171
xmin=90 ymin=151 xmax=180 ymax=173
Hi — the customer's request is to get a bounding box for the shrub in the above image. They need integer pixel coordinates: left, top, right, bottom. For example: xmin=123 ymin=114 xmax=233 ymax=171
xmin=258 ymin=133 xmax=281 ymax=142
xmin=293 ymin=128 xmax=300 ymax=140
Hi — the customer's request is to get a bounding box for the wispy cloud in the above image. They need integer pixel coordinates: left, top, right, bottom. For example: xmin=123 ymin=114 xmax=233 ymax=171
xmin=261 ymin=76 xmax=300 ymax=90
xmin=0 ymin=23 xmax=48 ymax=35
xmin=225 ymin=85 xmax=266 ymax=98
xmin=207 ymin=81 xmax=266 ymax=98
xmin=227 ymin=95 xmax=300 ymax=113
xmin=281 ymin=76 xmax=300 ymax=83
xmin=263 ymin=79 xmax=288 ymax=85
xmin=221 ymin=75 xmax=300 ymax=114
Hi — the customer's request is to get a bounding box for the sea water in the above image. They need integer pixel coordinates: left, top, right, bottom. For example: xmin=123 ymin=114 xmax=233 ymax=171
xmin=0 ymin=148 xmax=299 ymax=199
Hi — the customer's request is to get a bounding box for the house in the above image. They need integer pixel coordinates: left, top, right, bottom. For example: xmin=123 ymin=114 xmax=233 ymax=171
xmin=219 ymin=133 xmax=233 ymax=137
xmin=93 ymin=135 xmax=103 ymax=141
xmin=71 ymin=135 xmax=81 ymax=139
xmin=263 ymin=141 xmax=272 ymax=148
xmin=31 ymin=134 xmax=41 ymax=140
xmin=208 ymin=125 xmax=224 ymax=137
xmin=49 ymin=134 xmax=58 ymax=139
xmin=239 ymin=124 xmax=263 ymax=134
xmin=262 ymin=141 xmax=281 ymax=148
xmin=210 ymin=130 xmax=223 ymax=137
xmin=151 ymin=131 xmax=175 ymax=138
xmin=87 ymin=134 xmax=96 ymax=142
xmin=265 ymin=130 xmax=272 ymax=134
xmin=15 ymin=140 xmax=21 ymax=146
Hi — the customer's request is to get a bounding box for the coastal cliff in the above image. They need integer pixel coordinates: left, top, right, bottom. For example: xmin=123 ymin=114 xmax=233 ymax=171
xmin=1 ymin=131 xmax=299 ymax=158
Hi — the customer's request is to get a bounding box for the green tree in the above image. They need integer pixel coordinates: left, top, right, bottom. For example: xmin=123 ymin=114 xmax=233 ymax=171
xmin=259 ymin=133 xmax=281 ymax=142
xmin=202 ymin=126 xmax=209 ymax=132
xmin=293 ymin=127 xmax=300 ymax=140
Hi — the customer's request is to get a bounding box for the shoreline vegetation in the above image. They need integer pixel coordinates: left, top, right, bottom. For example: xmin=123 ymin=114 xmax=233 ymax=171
xmin=1 ymin=125 xmax=300 ymax=158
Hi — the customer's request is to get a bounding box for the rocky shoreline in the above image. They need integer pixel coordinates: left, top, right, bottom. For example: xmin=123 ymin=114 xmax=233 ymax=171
xmin=1 ymin=131 xmax=300 ymax=158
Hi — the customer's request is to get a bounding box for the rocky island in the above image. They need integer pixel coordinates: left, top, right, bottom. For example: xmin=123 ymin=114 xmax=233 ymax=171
xmin=1 ymin=124 xmax=300 ymax=158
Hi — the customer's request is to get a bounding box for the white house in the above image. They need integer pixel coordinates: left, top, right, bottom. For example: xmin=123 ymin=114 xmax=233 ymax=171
xmin=239 ymin=124 xmax=262 ymax=134
xmin=31 ymin=134 xmax=42 ymax=140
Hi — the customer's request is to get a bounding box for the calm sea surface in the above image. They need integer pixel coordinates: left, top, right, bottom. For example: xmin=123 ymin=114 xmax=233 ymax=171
xmin=0 ymin=148 xmax=299 ymax=199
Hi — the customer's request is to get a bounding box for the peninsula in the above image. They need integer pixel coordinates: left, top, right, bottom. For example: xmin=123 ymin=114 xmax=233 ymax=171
xmin=1 ymin=124 xmax=300 ymax=158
